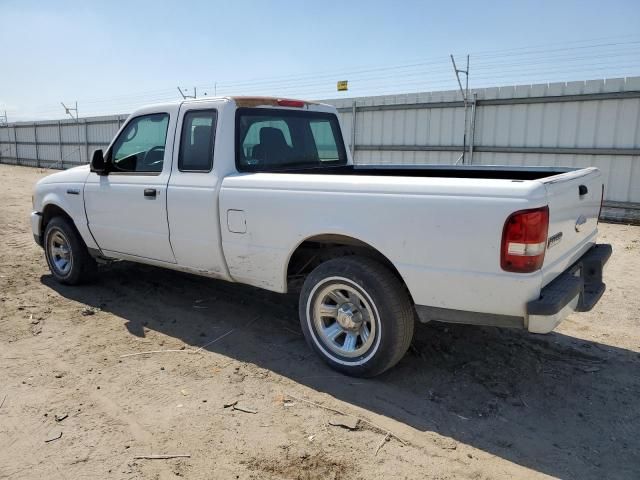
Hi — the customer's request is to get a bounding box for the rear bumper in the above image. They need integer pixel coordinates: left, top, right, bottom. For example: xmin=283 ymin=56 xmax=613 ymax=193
xmin=526 ymin=243 xmax=612 ymax=333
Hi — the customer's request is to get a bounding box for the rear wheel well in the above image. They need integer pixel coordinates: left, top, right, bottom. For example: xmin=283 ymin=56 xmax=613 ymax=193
xmin=286 ymin=235 xmax=409 ymax=296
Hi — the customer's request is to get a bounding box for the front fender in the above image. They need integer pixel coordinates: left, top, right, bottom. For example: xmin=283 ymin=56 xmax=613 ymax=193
xmin=38 ymin=186 xmax=98 ymax=250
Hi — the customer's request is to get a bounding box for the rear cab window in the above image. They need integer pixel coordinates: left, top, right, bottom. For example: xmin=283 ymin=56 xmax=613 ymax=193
xmin=236 ymin=108 xmax=347 ymax=171
xmin=178 ymin=110 xmax=217 ymax=172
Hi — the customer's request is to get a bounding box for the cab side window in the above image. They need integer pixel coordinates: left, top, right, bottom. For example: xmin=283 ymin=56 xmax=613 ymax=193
xmin=111 ymin=113 xmax=169 ymax=173
xmin=179 ymin=110 xmax=217 ymax=172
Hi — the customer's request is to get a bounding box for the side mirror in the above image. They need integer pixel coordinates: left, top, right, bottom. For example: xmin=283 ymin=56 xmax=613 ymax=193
xmin=90 ymin=149 xmax=108 ymax=175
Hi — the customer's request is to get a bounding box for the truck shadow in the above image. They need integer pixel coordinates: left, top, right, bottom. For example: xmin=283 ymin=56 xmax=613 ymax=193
xmin=41 ymin=261 xmax=640 ymax=480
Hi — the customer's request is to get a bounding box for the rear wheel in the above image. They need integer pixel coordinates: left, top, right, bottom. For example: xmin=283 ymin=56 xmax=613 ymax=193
xmin=44 ymin=216 xmax=96 ymax=285
xmin=299 ymin=256 xmax=414 ymax=377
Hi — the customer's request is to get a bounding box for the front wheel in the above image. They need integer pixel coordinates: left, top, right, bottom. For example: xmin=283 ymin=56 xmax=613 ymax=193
xmin=299 ymin=256 xmax=414 ymax=377
xmin=44 ymin=216 xmax=96 ymax=285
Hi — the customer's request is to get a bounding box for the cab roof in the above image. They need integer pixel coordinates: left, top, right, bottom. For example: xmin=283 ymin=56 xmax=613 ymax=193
xmin=178 ymin=96 xmax=320 ymax=108
xmin=130 ymin=96 xmax=331 ymax=117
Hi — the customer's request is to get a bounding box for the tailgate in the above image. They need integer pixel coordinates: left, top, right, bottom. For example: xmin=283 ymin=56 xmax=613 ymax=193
xmin=540 ymin=167 xmax=603 ymax=285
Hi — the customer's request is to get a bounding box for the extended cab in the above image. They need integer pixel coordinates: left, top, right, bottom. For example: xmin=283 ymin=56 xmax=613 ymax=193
xmin=31 ymin=96 xmax=612 ymax=376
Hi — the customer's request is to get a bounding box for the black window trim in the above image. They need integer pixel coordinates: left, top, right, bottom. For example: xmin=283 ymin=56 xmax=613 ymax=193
xmin=178 ymin=108 xmax=218 ymax=173
xmin=107 ymin=112 xmax=171 ymax=176
xmin=234 ymin=107 xmax=348 ymax=173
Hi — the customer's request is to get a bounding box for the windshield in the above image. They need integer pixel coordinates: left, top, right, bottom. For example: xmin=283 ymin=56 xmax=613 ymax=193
xmin=236 ymin=108 xmax=348 ymax=172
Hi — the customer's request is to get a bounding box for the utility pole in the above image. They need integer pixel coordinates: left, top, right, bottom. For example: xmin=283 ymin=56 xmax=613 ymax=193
xmin=450 ymin=54 xmax=470 ymax=164
xmin=61 ymin=101 xmax=78 ymax=120
xmin=177 ymin=86 xmax=197 ymax=99
xmin=61 ymin=101 xmax=81 ymax=166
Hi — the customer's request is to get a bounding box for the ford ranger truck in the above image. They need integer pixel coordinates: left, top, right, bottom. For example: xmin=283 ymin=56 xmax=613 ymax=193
xmin=30 ymin=96 xmax=612 ymax=377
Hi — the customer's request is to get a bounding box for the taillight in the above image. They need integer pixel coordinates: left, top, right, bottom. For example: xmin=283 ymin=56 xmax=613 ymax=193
xmin=501 ymin=206 xmax=549 ymax=273
xmin=276 ymin=98 xmax=305 ymax=108
xmin=597 ymin=184 xmax=604 ymax=224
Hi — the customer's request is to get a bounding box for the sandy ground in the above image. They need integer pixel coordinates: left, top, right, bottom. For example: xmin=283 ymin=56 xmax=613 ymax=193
xmin=0 ymin=163 xmax=639 ymax=480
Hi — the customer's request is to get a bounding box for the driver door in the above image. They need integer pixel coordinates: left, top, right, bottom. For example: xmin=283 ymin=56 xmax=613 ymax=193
xmin=84 ymin=111 xmax=176 ymax=263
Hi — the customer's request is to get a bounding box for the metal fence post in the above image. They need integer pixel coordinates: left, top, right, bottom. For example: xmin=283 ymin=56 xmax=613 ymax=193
xmin=468 ymin=92 xmax=478 ymax=165
xmin=84 ymin=120 xmax=89 ymax=164
xmin=58 ymin=121 xmax=63 ymax=165
xmin=13 ymin=126 xmax=19 ymax=165
xmin=33 ymin=123 xmax=40 ymax=168
xmin=351 ymin=101 xmax=357 ymax=160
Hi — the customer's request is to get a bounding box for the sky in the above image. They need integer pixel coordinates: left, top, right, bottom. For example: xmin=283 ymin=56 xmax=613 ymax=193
xmin=1 ymin=0 xmax=639 ymax=121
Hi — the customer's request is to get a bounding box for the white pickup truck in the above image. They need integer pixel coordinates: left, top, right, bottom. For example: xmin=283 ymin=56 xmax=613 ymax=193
xmin=31 ymin=96 xmax=612 ymax=376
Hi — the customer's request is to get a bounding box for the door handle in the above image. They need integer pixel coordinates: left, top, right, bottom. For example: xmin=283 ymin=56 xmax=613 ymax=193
xmin=144 ymin=188 xmax=157 ymax=198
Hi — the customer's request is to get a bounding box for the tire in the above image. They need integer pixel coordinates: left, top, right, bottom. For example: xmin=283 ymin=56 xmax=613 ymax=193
xmin=44 ymin=216 xmax=97 ymax=285
xmin=299 ymin=255 xmax=414 ymax=377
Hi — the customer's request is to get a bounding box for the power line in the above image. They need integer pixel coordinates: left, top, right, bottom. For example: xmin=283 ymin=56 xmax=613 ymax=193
xmin=26 ymin=39 xmax=640 ymax=113
xmin=200 ymin=39 xmax=640 ymax=91
xmin=9 ymin=36 xmax=640 ymax=120
xmin=216 ymin=58 xmax=640 ymax=91
xmin=470 ymin=38 xmax=640 ymax=59
xmin=22 ymin=59 xmax=640 ymax=119
xmin=59 ymin=37 xmax=639 ymax=109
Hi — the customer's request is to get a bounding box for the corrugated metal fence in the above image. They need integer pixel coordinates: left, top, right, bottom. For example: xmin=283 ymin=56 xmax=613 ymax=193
xmin=0 ymin=114 xmax=128 ymax=169
xmin=1 ymin=77 xmax=639 ymax=220
xmin=329 ymin=77 xmax=640 ymax=206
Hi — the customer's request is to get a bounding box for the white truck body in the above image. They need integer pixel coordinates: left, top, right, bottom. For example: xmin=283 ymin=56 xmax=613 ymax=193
xmin=31 ymin=96 xmax=611 ymax=376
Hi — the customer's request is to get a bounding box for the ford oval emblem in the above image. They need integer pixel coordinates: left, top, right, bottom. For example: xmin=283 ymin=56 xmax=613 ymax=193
xmin=575 ymin=214 xmax=587 ymax=232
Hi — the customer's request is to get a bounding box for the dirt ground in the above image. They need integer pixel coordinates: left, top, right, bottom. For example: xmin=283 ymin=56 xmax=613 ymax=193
xmin=0 ymin=164 xmax=639 ymax=480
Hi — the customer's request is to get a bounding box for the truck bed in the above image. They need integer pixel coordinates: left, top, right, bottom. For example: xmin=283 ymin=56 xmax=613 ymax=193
xmin=221 ymin=163 xmax=602 ymax=319
xmin=263 ymin=164 xmax=575 ymax=181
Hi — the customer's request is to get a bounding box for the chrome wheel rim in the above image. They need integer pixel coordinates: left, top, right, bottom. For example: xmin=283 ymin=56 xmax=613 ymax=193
xmin=311 ymin=282 xmax=377 ymax=358
xmin=47 ymin=229 xmax=72 ymax=276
